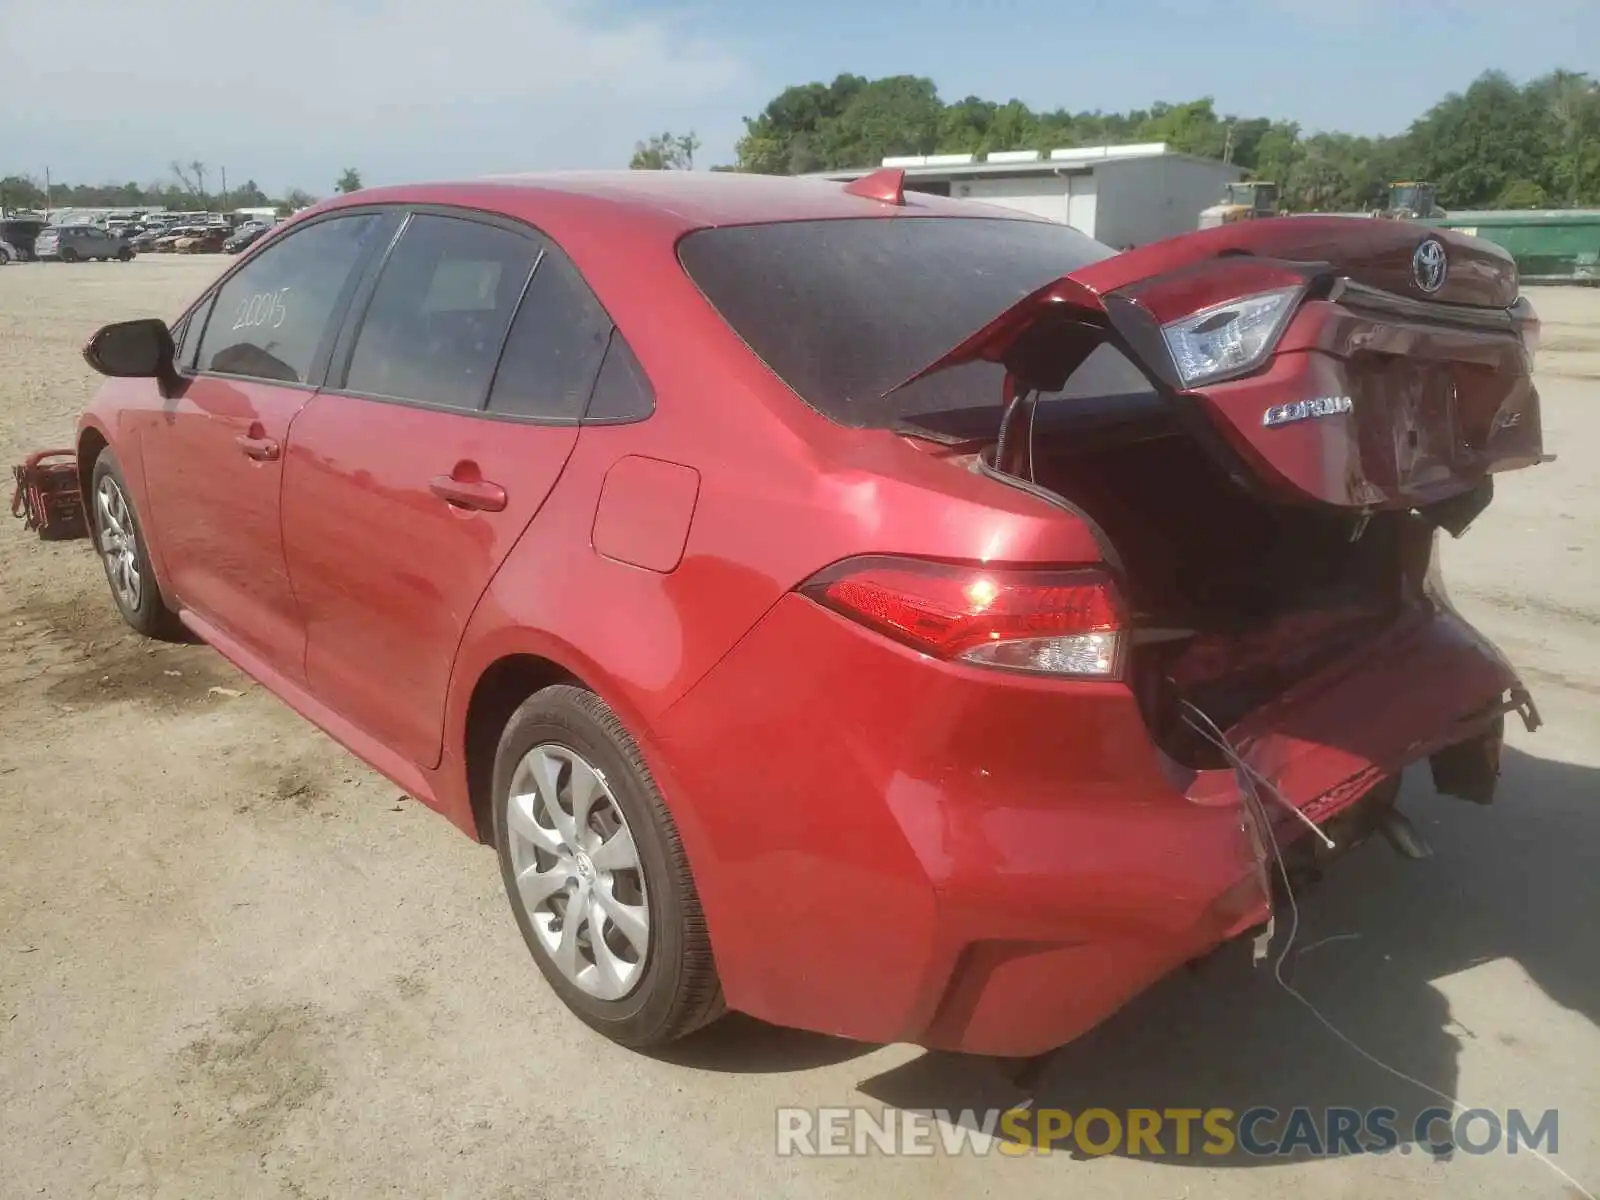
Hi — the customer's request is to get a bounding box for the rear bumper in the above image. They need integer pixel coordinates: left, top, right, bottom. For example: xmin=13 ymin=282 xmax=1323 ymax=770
xmin=656 ymin=591 xmax=1522 ymax=1057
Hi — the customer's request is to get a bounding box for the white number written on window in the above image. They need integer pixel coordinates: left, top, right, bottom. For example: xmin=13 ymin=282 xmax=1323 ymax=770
xmin=231 ymin=288 xmax=291 ymax=331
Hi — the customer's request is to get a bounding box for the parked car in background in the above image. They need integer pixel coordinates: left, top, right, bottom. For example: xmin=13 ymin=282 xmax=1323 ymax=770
xmin=131 ymin=226 xmax=172 ymax=252
xmin=74 ymin=174 xmax=1545 ymax=1058
xmin=224 ymin=222 xmax=271 ymax=253
xmin=34 ymin=225 xmax=135 ymax=262
xmin=1 ymin=217 xmax=51 ymax=261
xmin=152 ymin=226 xmax=203 ymax=253
xmin=176 ymin=227 xmax=230 ymax=254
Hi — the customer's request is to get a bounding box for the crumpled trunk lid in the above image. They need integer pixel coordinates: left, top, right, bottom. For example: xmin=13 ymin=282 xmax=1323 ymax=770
xmin=891 ymin=216 xmax=1546 ymax=514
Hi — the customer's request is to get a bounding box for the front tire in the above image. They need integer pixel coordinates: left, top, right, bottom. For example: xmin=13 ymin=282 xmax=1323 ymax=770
xmin=492 ymin=685 xmax=723 ymax=1048
xmin=89 ymin=452 xmax=185 ymax=641
xmin=117 ymin=248 xmax=135 ymax=262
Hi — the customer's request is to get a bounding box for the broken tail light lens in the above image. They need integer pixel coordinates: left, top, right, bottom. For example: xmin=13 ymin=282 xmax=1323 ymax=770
xmin=801 ymin=555 xmax=1125 ymax=678
xmin=1161 ymin=286 xmax=1300 ymax=387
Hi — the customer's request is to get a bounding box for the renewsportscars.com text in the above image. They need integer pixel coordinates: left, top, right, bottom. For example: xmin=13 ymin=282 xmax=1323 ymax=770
xmin=775 ymin=1105 xmax=1561 ymax=1158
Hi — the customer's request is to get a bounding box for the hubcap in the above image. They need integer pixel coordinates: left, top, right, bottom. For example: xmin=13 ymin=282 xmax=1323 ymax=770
xmin=95 ymin=476 xmax=142 ymax=611
xmin=504 ymin=744 xmax=650 ymax=1000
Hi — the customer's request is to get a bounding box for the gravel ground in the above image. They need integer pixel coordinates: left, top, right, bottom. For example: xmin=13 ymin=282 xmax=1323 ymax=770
xmin=1 ymin=256 xmax=1596 ymax=1199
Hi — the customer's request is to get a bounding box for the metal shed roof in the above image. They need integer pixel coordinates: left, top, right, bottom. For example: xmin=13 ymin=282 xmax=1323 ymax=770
xmin=805 ymin=143 xmax=1242 ymax=181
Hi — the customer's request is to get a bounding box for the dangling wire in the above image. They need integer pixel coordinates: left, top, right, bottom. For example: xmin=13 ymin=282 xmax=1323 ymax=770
xmin=1181 ymin=700 xmax=1335 ymax=849
xmin=1177 ymin=698 xmax=1593 ymax=1199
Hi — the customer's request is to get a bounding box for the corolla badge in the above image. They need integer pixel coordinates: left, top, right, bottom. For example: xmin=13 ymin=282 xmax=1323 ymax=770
xmin=1263 ymin=395 xmax=1354 ymax=428
xmin=1413 ymin=238 xmax=1448 ymax=294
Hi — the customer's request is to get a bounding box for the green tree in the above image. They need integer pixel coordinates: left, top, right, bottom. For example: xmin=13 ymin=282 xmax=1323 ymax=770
xmin=1400 ymin=72 xmax=1549 ymax=207
xmin=735 ymin=74 xmax=870 ymax=173
xmin=1497 ymin=179 xmax=1549 ymax=208
xmin=1 ymin=174 xmax=47 ymax=211
xmin=233 ymin=179 xmax=271 ymax=207
xmin=1531 ymin=70 xmax=1600 ymax=205
xmin=335 ymin=168 xmax=363 ymax=194
xmin=819 ymin=75 xmax=944 ymax=168
xmin=629 ymin=131 xmax=701 ymax=170
xmin=724 ymin=67 xmax=1600 ymax=211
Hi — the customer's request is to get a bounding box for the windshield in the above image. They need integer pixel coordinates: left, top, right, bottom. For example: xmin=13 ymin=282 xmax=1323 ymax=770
xmin=677 ymin=216 xmax=1121 ymax=429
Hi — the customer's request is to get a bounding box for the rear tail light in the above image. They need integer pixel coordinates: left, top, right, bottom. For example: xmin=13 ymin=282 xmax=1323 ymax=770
xmin=1160 ymin=286 xmax=1301 ymax=387
xmin=800 ymin=555 xmax=1125 ymax=678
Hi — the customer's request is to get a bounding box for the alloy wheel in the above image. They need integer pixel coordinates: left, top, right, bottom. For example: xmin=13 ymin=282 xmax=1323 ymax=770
xmin=504 ymin=744 xmax=651 ymax=1001
xmin=96 ymin=475 xmax=142 ymax=611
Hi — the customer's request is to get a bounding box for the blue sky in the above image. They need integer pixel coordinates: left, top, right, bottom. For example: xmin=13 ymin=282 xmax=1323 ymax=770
xmin=3 ymin=0 xmax=1595 ymax=194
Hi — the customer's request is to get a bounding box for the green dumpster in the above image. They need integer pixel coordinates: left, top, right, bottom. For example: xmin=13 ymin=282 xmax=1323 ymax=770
xmin=1419 ymin=209 xmax=1600 ymax=285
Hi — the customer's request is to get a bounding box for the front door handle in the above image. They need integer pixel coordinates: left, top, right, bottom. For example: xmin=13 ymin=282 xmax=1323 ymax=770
xmin=235 ymin=433 xmax=280 ymax=461
xmin=429 ymin=475 xmax=507 ymax=512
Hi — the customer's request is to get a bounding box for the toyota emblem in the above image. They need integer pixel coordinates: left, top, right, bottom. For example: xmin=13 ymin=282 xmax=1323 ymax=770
xmin=1412 ymin=238 xmax=1448 ymax=294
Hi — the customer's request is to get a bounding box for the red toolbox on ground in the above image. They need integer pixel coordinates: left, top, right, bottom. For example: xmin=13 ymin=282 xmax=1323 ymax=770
xmin=10 ymin=449 xmax=89 ymax=541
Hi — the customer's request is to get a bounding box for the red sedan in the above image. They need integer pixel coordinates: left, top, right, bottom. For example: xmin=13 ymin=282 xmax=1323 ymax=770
xmin=77 ymin=172 xmax=1544 ymax=1058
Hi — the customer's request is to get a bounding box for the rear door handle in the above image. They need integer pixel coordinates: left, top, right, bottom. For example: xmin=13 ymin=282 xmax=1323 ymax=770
xmin=235 ymin=434 xmax=280 ymax=461
xmin=429 ymin=475 xmax=507 ymax=512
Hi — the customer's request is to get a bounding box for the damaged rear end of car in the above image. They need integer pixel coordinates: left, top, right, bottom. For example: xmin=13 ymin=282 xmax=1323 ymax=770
xmin=885 ymin=217 xmax=1545 ymax=827
xmin=669 ymin=209 xmax=1546 ymax=1057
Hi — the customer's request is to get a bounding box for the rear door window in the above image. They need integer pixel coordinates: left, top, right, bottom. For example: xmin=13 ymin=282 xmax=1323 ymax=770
xmin=582 ymin=334 xmax=654 ymax=423
xmin=342 ymin=214 xmax=539 ymax=411
xmin=197 ymin=213 xmax=392 ymax=385
xmin=484 ymin=247 xmax=616 ymax=422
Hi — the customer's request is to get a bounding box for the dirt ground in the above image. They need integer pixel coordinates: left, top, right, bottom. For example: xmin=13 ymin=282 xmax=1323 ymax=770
xmin=1 ymin=257 xmax=1596 ymax=1199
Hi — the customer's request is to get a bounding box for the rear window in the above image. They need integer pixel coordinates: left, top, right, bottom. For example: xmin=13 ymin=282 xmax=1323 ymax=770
xmin=677 ymin=217 xmax=1122 ymax=429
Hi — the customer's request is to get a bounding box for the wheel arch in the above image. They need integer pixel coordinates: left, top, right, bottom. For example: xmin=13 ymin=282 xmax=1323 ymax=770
xmin=452 ymin=635 xmax=719 ymax=900
xmin=76 ymin=423 xmax=110 ymax=535
xmin=461 ymin=652 xmax=582 ymax=845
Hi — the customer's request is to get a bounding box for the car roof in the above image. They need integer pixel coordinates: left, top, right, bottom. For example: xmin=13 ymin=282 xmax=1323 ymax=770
xmin=314 ymin=170 xmax=1044 ymax=240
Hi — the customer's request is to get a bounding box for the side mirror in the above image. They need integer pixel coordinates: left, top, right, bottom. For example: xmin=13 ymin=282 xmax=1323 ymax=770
xmin=83 ymin=318 xmax=175 ymax=380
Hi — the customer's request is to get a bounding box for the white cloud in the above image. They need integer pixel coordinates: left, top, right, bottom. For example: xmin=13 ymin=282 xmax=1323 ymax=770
xmin=2 ymin=0 xmax=752 ymax=190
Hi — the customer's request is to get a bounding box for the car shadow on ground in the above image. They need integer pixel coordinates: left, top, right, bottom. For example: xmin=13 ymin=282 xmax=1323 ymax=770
xmin=651 ymin=1011 xmax=880 ymax=1073
xmin=850 ymin=745 xmax=1599 ymax=1165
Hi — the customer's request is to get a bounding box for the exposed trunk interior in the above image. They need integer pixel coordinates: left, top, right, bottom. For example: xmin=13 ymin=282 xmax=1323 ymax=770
xmin=882 ymin=221 xmax=1538 ymax=770
xmin=961 ymin=398 xmax=1442 ymax=768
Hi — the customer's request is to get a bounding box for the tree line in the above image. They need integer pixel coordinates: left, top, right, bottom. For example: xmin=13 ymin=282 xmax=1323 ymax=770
xmin=638 ymin=69 xmax=1600 ymax=212
xmin=0 ymin=165 xmax=367 ymax=214
xmin=14 ymin=67 xmax=1596 ymax=216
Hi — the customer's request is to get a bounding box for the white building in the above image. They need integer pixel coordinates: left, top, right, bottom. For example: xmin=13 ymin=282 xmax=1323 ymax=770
xmin=812 ymin=143 xmax=1243 ymax=247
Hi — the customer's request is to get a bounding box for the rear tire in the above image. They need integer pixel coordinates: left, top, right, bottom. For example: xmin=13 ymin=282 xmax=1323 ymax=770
xmin=58 ymin=247 xmax=77 ymax=263
xmin=89 ymin=452 xmax=185 ymax=641
xmin=492 ymin=685 xmax=724 ymax=1048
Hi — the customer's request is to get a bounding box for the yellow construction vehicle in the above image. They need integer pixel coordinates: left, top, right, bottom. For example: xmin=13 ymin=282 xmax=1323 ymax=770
xmin=1376 ymin=182 xmax=1445 ymax=220
xmin=1198 ymin=181 xmax=1280 ymax=229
